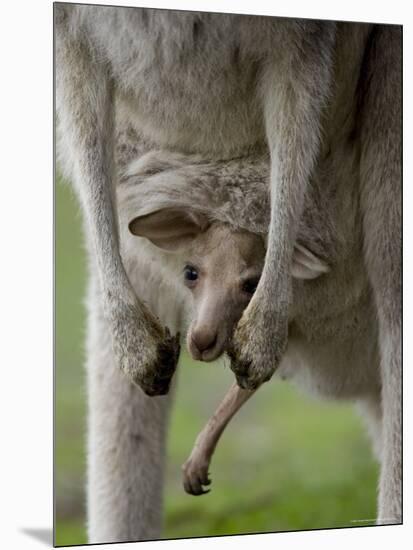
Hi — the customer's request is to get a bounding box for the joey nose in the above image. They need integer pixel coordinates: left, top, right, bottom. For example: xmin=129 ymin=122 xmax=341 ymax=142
xmin=191 ymin=329 xmax=218 ymax=354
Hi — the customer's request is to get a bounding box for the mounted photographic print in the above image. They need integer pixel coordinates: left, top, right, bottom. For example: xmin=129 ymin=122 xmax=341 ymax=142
xmin=54 ymin=2 xmax=402 ymax=546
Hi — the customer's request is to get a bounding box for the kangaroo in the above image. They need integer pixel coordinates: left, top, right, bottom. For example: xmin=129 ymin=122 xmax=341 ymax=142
xmin=55 ymin=4 xmax=401 ymax=537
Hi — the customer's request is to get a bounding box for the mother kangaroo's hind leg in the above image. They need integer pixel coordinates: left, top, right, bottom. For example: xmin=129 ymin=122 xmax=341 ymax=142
xmin=359 ymin=25 xmax=402 ymax=524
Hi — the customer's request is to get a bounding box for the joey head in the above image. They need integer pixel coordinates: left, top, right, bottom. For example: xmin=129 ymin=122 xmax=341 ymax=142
xmin=129 ymin=208 xmax=266 ymax=362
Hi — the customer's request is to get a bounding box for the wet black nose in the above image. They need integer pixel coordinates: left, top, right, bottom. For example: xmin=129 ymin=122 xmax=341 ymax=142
xmin=191 ymin=330 xmax=218 ymax=353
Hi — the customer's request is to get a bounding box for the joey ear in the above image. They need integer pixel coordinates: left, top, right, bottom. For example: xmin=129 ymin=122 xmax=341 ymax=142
xmin=292 ymin=243 xmax=330 ymax=280
xmin=129 ymin=207 xmax=210 ymax=252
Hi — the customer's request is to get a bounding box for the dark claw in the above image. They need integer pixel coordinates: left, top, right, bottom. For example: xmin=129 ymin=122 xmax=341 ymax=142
xmin=228 ymin=342 xmax=270 ymax=390
xmin=140 ymin=378 xmax=171 ymax=396
xmin=139 ymin=329 xmax=181 ymax=396
xmin=235 ymin=374 xmax=249 ymax=389
xmin=183 ymin=478 xmax=193 ymax=495
xmin=236 ymin=373 xmax=262 ymax=391
xmin=227 ymin=345 xmax=252 ymax=377
xmin=182 ymin=471 xmax=212 ymax=496
xmin=203 ymin=475 xmax=211 ymax=486
xmin=192 ymin=485 xmax=210 ymax=496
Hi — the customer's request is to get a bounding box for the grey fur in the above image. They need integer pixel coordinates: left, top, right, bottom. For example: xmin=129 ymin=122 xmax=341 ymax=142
xmin=55 ymin=3 xmax=401 ymax=541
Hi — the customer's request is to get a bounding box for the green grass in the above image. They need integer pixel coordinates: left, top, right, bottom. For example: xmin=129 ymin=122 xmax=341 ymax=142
xmin=55 ymin=179 xmax=378 ymax=547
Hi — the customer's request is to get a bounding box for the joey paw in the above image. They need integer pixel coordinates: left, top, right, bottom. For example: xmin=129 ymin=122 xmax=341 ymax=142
xmin=182 ymin=456 xmax=212 ymax=496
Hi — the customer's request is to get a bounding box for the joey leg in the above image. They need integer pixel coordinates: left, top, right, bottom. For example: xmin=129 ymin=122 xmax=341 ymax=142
xmin=182 ymin=382 xmax=256 ymax=495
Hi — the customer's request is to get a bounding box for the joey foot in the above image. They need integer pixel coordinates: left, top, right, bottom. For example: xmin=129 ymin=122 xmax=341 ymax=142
xmin=182 ymin=452 xmax=212 ymax=496
xmin=227 ymin=292 xmax=288 ymax=390
xmin=109 ymin=299 xmax=181 ymax=396
xmin=182 ymin=383 xmax=255 ymax=495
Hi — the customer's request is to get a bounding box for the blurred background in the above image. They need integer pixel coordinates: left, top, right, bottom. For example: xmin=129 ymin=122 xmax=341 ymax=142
xmin=55 ymin=176 xmax=378 ymax=547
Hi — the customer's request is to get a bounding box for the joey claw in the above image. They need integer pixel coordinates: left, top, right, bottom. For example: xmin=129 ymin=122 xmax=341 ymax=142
xmin=203 ymin=475 xmax=212 ymax=486
xmin=198 ymin=470 xmax=211 ymax=488
xmin=182 ymin=458 xmax=212 ymax=496
xmin=192 ymin=480 xmax=211 ymax=495
xmin=193 ymin=479 xmax=210 ymax=495
xmin=183 ymin=474 xmax=210 ymax=496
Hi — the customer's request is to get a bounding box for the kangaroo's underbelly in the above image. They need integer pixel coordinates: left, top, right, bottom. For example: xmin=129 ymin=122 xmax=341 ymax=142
xmin=76 ymin=6 xmax=372 ymax=158
xmin=116 ymin=83 xmax=265 ymax=158
xmin=87 ymin=9 xmax=268 ymax=156
xmin=278 ymin=298 xmax=380 ymax=400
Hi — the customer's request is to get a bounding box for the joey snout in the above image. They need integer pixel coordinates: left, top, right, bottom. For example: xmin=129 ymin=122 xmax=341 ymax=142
xmin=186 ymin=294 xmax=248 ymax=362
xmin=187 ymin=321 xmax=228 ymax=362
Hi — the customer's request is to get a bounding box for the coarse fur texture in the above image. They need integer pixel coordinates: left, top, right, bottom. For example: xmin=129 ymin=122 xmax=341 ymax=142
xmin=55 ymin=3 xmax=338 ymax=395
xmin=117 ymin=139 xmax=376 ymax=500
xmin=55 ymin=3 xmax=401 ymax=542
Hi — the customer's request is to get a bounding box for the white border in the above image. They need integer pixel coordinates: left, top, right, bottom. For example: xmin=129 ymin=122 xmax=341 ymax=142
xmin=0 ymin=0 xmax=410 ymax=548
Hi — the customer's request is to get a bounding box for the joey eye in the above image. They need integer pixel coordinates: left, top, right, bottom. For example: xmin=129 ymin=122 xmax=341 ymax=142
xmin=241 ymin=278 xmax=259 ymax=295
xmin=184 ymin=265 xmax=198 ymax=283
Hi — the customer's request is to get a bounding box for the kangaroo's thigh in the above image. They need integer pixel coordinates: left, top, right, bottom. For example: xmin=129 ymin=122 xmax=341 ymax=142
xmin=86 ymin=275 xmax=174 ymax=543
xmin=359 ymin=25 xmax=401 ymax=525
xmin=356 ymin=395 xmax=383 ymax=463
